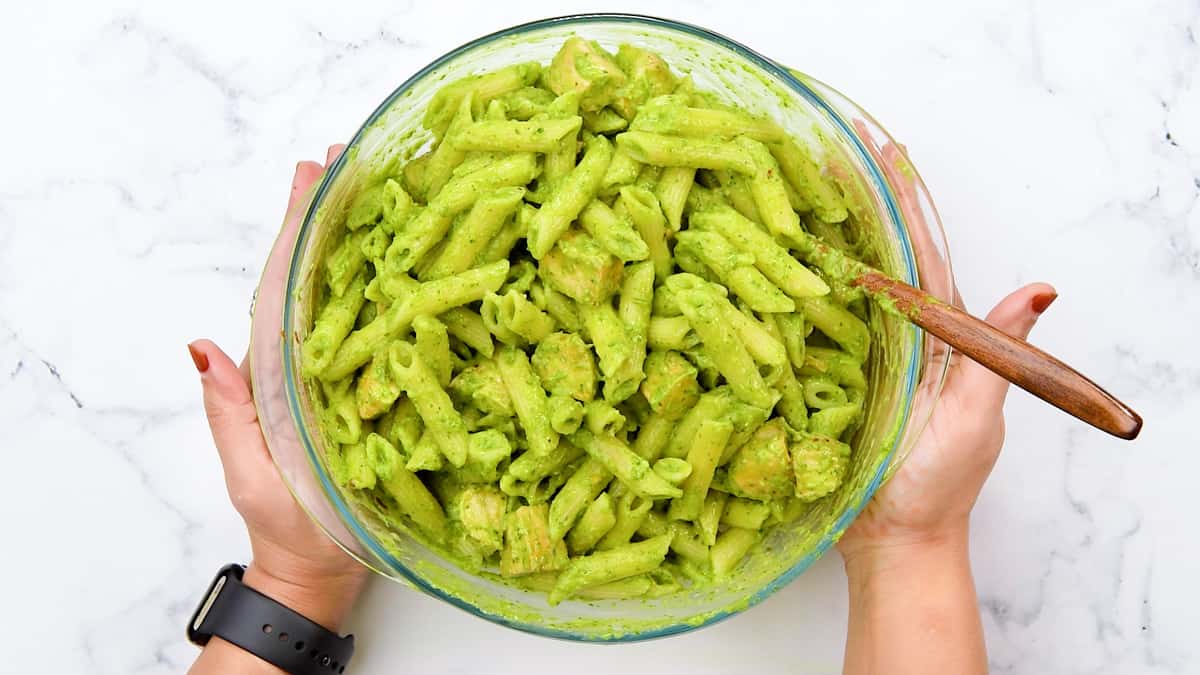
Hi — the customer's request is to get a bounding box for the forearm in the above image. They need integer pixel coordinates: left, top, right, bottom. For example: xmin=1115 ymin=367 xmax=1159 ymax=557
xmin=189 ymin=563 xmax=365 ymax=675
xmin=841 ymin=526 xmax=986 ymax=675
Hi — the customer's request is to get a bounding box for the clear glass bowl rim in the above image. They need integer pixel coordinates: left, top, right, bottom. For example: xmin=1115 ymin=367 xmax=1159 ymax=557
xmin=275 ymin=12 xmax=955 ymax=642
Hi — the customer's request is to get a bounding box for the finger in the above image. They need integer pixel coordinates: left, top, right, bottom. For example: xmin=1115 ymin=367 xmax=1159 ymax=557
xmin=852 ymin=119 xmax=953 ymax=309
xmin=188 ymin=339 xmax=274 ymax=484
xmin=287 ymin=160 xmax=325 ymax=216
xmin=950 ymin=282 xmax=1058 ymax=408
xmin=263 ymin=160 xmax=327 ymax=296
xmin=325 ymin=144 xmax=347 ymax=167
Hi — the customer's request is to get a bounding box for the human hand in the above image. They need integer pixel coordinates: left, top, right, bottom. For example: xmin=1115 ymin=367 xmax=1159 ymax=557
xmin=189 ymin=145 xmax=368 ymax=631
xmin=836 ymin=289 xmax=1049 ymax=675
xmin=838 ymin=132 xmax=1058 ymax=562
xmin=837 ymin=282 xmax=1056 ymax=562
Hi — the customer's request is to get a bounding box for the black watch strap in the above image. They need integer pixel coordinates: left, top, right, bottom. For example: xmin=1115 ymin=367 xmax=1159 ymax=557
xmin=188 ymin=564 xmax=355 ymax=674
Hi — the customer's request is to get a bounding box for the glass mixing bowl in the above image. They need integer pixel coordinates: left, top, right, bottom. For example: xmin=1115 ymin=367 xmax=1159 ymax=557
xmin=249 ymin=13 xmax=955 ymax=642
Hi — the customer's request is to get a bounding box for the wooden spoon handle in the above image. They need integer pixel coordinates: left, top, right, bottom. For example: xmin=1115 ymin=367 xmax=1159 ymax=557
xmin=855 ymin=271 xmax=1142 ymax=440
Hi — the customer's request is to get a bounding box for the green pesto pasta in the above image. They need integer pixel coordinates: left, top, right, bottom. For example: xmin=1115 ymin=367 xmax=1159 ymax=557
xmin=531 ymin=92 xmax=582 ymax=202
xmin=578 ymin=199 xmax=650 ymax=262
xmin=566 ymin=491 xmax=618 ymax=555
xmin=617 ymin=185 xmax=673 ymax=282
xmin=709 ymin=168 xmax=762 ymax=223
xmin=421 ymin=92 xmax=475 ymax=201
xmin=421 ymin=186 xmax=525 ymax=280
xmin=698 ymin=491 xmax=728 ymax=546
xmin=629 ymin=100 xmax=785 ymax=143
xmin=527 ymin=134 xmax=613 ymax=259
xmin=304 ymin=37 xmax=885 ymax=603
xmin=674 ymin=229 xmax=794 ymax=313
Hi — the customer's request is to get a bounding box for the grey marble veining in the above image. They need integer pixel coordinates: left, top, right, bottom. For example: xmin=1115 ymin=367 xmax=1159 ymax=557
xmin=1 ymin=1 xmax=1196 ymax=673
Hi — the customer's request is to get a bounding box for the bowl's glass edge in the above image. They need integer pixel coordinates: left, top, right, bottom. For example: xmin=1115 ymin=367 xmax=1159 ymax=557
xmin=271 ymin=12 xmax=955 ymax=642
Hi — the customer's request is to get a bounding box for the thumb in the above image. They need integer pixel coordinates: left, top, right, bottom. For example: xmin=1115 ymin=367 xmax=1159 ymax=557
xmin=188 ymin=339 xmax=273 ymax=487
xmin=953 ymin=282 xmax=1058 ymax=408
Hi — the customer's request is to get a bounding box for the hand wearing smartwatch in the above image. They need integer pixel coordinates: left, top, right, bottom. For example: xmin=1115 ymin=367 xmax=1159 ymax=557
xmin=187 ymin=146 xmax=369 ymax=675
xmin=189 ymin=564 xmax=356 ymax=674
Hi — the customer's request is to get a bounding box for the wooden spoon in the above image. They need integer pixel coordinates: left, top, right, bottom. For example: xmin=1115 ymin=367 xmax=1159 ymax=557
xmin=793 ymin=233 xmax=1143 ymax=440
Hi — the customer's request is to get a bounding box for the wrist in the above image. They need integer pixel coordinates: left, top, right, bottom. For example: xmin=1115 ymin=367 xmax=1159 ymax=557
xmin=242 ymin=562 xmax=366 ymax=632
xmin=841 ymin=521 xmax=970 ymax=586
xmin=839 ymin=521 xmax=987 ymax=674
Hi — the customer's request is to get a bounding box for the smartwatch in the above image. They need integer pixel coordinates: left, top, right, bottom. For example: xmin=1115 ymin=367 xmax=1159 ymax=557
xmin=188 ymin=564 xmax=355 ymax=674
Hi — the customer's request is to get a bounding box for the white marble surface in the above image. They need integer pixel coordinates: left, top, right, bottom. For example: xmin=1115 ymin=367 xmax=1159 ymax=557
xmin=1 ymin=0 xmax=1197 ymax=672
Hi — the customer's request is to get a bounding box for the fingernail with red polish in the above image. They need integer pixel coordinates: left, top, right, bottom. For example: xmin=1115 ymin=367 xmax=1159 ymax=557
xmin=188 ymin=343 xmax=209 ymax=373
xmin=1031 ymin=292 xmax=1058 ymax=314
